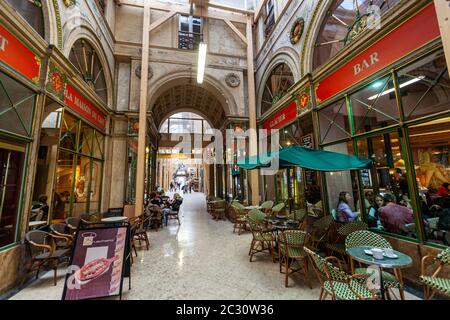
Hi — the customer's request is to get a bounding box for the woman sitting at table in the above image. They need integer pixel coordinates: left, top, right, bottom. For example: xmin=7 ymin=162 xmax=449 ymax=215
xmin=336 ymin=192 xmax=359 ymax=223
xmin=162 ymin=193 xmax=183 ymax=226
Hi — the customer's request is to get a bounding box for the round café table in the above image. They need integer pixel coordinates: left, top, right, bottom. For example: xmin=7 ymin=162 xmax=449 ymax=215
xmin=346 ymin=246 xmax=412 ymax=300
xmin=244 ymin=205 xmax=262 ymax=211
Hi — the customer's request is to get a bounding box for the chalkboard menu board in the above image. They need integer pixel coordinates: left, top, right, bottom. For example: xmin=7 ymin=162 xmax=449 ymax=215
xmin=301 ymin=134 xmax=313 ymax=149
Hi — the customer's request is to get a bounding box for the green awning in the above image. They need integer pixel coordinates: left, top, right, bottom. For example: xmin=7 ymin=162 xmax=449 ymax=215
xmin=238 ymin=145 xmax=372 ymax=171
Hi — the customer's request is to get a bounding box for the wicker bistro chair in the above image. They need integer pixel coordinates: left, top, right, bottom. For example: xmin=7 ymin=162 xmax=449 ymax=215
xmin=270 ymin=203 xmax=286 ymax=217
xmin=24 ymin=230 xmax=71 ymax=286
xmin=420 ymin=247 xmax=450 ymax=299
xmin=133 ymin=215 xmax=151 ymax=250
xmin=64 ymin=217 xmax=80 ymax=236
xmin=247 ymin=209 xmax=276 ymax=263
xmin=309 ymin=215 xmax=334 ymax=251
xmin=260 ymin=201 xmax=274 ymax=214
xmin=345 ymin=230 xmax=406 ymax=300
xmin=231 ymin=202 xmax=247 ymax=235
xmin=304 ymin=247 xmax=378 ymax=300
xmin=212 ymin=199 xmax=227 ymax=221
xmin=278 ymin=230 xmax=312 ymax=288
xmin=49 ymin=223 xmax=73 ymax=249
xmin=326 ymin=221 xmax=368 ymax=269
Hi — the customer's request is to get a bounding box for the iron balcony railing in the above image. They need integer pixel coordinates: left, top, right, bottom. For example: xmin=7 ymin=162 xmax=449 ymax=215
xmin=178 ymin=31 xmax=203 ymax=50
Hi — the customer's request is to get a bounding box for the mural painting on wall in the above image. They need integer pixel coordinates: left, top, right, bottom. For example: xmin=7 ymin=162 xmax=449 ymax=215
xmin=290 ymin=18 xmax=304 ymax=45
xmin=416 ymin=148 xmax=450 ymax=191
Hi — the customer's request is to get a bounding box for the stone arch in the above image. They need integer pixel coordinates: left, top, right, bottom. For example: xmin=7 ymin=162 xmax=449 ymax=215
xmin=300 ymin=0 xmax=329 ymax=75
xmin=158 ymin=109 xmax=214 ymax=132
xmin=257 ymin=51 xmax=299 ymax=117
xmin=63 ymin=27 xmax=114 ymax=108
xmin=148 ymin=71 xmax=236 ymax=123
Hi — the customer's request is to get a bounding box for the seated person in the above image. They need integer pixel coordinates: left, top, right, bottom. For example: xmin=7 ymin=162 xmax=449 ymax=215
xmin=162 ymin=193 xmax=183 ymax=225
xmin=31 ymin=195 xmax=49 ymax=221
xmin=437 ymin=182 xmax=450 ymax=197
xmin=379 ymin=193 xmax=413 ymax=234
xmin=367 ymin=194 xmax=384 ymax=229
xmin=336 ymin=192 xmax=359 ymax=223
xmin=150 ymin=192 xmax=162 ymax=206
xmin=437 ymin=197 xmax=450 ymax=231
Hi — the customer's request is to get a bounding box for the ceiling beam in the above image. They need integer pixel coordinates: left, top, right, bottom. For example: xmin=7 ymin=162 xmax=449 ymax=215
xmin=150 ymin=10 xmax=177 ymax=33
xmin=118 ymin=0 xmax=249 ymax=24
xmin=223 ymin=19 xmax=247 ymax=45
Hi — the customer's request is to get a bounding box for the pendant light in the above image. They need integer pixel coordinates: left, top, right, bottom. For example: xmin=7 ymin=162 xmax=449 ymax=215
xmin=197 ymin=1 xmax=207 ymax=84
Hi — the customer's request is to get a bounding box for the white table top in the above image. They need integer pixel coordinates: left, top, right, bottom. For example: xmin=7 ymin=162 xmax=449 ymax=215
xmin=244 ymin=206 xmax=261 ymax=210
xmin=28 ymin=221 xmax=47 ymax=227
xmin=101 ymin=216 xmax=128 ymax=223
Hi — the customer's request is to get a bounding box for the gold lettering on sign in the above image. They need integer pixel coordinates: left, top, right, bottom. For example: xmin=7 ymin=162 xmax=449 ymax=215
xmin=0 ymin=35 xmax=9 ymax=52
xmin=353 ymin=52 xmax=379 ymax=76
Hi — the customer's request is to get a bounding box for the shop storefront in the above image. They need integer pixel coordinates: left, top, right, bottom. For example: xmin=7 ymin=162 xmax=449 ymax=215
xmin=314 ymin=2 xmax=449 ymax=246
xmin=0 ymin=22 xmax=42 ymax=249
xmin=261 ymin=78 xmax=318 ymax=216
xmin=35 ymin=59 xmax=108 ymax=222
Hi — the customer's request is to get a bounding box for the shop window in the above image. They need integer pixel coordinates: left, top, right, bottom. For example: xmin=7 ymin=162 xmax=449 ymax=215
xmin=324 ymin=141 xmax=358 ymax=216
xmin=313 ymin=0 xmax=400 ymax=70
xmin=0 ymin=72 xmax=36 ymax=137
xmin=357 ymin=131 xmax=417 ymax=237
xmin=6 ymin=0 xmax=45 ymax=38
xmin=0 ymin=143 xmax=25 ymax=247
xmin=398 ymin=50 xmax=450 ymax=121
xmin=72 ymin=156 xmax=92 ymax=217
xmin=89 ymin=161 xmax=102 ymax=213
xmin=69 ymin=39 xmax=107 ymax=104
xmin=264 ymin=0 xmax=275 ymax=38
xmin=409 ymin=118 xmax=450 ymax=246
xmin=79 ymin=122 xmax=94 ymax=157
xmin=59 ymin=112 xmax=78 ymax=151
xmin=261 ymin=63 xmax=295 ymax=116
xmin=92 ymin=131 xmax=105 ymax=159
xmin=31 ymin=99 xmax=62 ymax=227
xmin=318 ymin=99 xmax=351 ymax=144
xmin=350 ymin=75 xmax=399 ymax=134
xmin=54 ymin=150 xmax=75 ymax=220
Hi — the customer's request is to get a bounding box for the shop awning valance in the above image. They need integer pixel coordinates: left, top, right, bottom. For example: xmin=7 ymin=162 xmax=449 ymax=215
xmin=237 ymin=145 xmax=372 ymax=171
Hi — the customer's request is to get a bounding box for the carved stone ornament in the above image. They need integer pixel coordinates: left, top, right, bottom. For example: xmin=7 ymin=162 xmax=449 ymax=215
xmin=135 ymin=64 xmax=153 ymax=80
xmin=290 ymin=17 xmax=305 ymax=45
xmin=225 ymin=73 xmax=240 ymax=88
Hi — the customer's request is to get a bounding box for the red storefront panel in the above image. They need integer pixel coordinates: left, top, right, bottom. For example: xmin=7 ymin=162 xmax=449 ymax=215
xmin=65 ymin=84 xmax=107 ymax=130
xmin=262 ymin=100 xmax=297 ymax=130
xmin=0 ymin=24 xmax=41 ymax=83
xmin=315 ymin=3 xmax=440 ymax=103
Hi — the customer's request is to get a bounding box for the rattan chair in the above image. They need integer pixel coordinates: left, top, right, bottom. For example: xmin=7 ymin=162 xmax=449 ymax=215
xmin=231 ymin=202 xmax=247 ymax=235
xmin=305 ymin=247 xmax=378 ymax=300
xmin=260 ymin=201 xmax=274 ymax=214
xmin=212 ymin=199 xmax=226 ymax=221
xmin=49 ymin=223 xmax=73 ymax=248
xmin=309 ymin=215 xmax=334 ymax=251
xmin=345 ymin=230 xmax=405 ymax=300
xmin=133 ymin=215 xmax=150 ymax=250
xmin=326 ymin=221 xmax=368 ymax=268
xmin=247 ymin=209 xmax=276 ymax=262
xmin=64 ymin=217 xmax=80 ymax=235
xmin=270 ymin=203 xmax=285 ymax=217
xmin=420 ymin=247 xmax=450 ymax=299
xmin=24 ymin=230 xmax=70 ymax=286
xmin=278 ymin=230 xmax=311 ymax=288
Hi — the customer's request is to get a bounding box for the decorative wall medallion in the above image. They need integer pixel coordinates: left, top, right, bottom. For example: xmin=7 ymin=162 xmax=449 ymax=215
xmin=46 ymin=62 xmax=67 ymax=100
xmin=290 ymin=18 xmax=305 ymax=45
xmin=225 ymin=73 xmax=240 ymax=88
xmin=135 ymin=64 xmax=153 ymax=80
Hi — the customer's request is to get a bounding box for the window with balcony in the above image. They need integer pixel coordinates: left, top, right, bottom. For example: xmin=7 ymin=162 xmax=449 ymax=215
xmin=179 ymin=15 xmax=203 ymax=50
xmin=264 ymin=0 xmax=275 ymax=38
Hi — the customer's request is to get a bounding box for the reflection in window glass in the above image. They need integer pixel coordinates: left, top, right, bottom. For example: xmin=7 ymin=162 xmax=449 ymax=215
xmin=357 ymin=131 xmax=417 ymax=237
xmin=261 ymin=63 xmax=295 ymax=115
xmin=73 ymin=156 xmax=92 ymax=217
xmin=0 ymin=146 xmax=25 ymax=247
xmin=351 ymin=76 xmax=399 ymax=133
xmin=89 ymin=161 xmax=102 ymax=213
xmin=318 ymin=99 xmax=351 ymax=144
xmin=60 ymin=112 xmax=78 ymax=151
xmin=79 ymin=123 xmax=94 ymax=156
xmin=54 ymin=150 xmax=75 ymax=220
xmin=5 ymin=0 xmax=45 ymax=38
xmin=410 ymin=118 xmax=450 ymax=246
xmin=399 ymin=50 xmax=450 ymax=121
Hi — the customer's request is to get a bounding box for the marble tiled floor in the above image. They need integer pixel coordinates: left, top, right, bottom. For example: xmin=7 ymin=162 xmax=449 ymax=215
xmin=10 ymin=192 xmax=421 ymax=300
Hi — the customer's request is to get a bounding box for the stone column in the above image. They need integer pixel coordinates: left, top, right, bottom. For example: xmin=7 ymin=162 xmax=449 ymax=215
xmin=135 ymin=2 xmax=151 ymax=216
xmin=434 ymin=0 xmax=450 ymax=69
xmin=246 ymin=16 xmax=260 ymax=205
xmin=150 ymin=148 xmax=157 ymax=191
xmin=109 ymin=119 xmax=128 ymax=208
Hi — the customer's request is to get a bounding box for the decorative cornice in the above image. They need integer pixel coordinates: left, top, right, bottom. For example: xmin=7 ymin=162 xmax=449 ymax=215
xmin=52 ymin=0 xmax=63 ymax=49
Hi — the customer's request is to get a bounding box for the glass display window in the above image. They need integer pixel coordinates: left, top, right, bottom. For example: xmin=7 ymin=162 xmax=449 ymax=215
xmin=398 ymin=49 xmax=450 ymax=121
xmin=409 ymin=118 xmax=450 ymax=246
xmin=350 ymin=75 xmax=400 ymax=134
xmin=318 ymin=99 xmax=351 ymax=144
